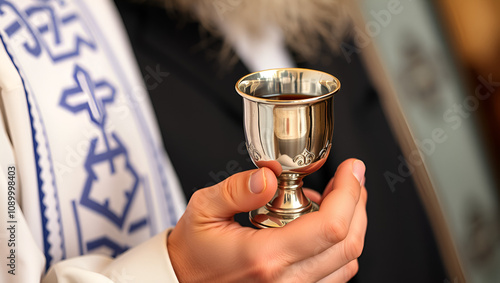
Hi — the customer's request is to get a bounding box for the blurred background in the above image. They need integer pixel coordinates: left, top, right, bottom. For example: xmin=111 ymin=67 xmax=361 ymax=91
xmin=114 ymin=0 xmax=500 ymax=282
xmin=351 ymin=1 xmax=500 ymax=282
xmin=439 ymin=0 xmax=500 ymax=175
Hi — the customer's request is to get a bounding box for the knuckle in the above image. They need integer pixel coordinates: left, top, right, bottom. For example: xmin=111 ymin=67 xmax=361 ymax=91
xmin=348 ymin=183 xmax=361 ymax=203
xmin=323 ymin=217 xmax=349 ymax=244
xmin=254 ymin=268 xmax=278 ymax=282
xmin=247 ymin=256 xmax=283 ymax=283
xmin=222 ymin=177 xmax=243 ymax=207
xmin=244 ymin=247 xmax=286 ymax=283
xmin=344 ymin=260 xmax=359 ymax=281
xmin=361 ymin=187 xmax=368 ymax=204
xmin=221 ymin=180 xmax=236 ymax=202
xmin=188 ymin=190 xmax=205 ymax=208
xmin=187 ymin=190 xmax=211 ymax=218
xmin=344 ymin=236 xmax=364 ymax=261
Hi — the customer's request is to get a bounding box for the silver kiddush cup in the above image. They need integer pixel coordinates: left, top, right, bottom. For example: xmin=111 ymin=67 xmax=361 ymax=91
xmin=236 ymin=68 xmax=340 ymax=228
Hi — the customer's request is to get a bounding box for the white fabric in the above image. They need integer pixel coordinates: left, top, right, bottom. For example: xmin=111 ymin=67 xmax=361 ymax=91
xmin=0 ymin=0 xmax=185 ymax=282
xmin=218 ymin=19 xmax=295 ymax=72
xmin=42 ymin=229 xmax=179 ymax=283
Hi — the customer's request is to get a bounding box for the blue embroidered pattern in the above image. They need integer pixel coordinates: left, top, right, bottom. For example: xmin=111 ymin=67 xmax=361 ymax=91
xmin=1 ymin=0 xmax=96 ymax=62
xmin=80 ymin=134 xmax=140 ymax=230
xmin=60 ymin=65 xmax=116 ymax=127
xmin=0 ymin=0 xmax=177 ymax=270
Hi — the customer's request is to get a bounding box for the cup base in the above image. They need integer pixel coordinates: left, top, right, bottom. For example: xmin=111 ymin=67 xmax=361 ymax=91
xmin=249 ymin=202 xmax=320 ymax=228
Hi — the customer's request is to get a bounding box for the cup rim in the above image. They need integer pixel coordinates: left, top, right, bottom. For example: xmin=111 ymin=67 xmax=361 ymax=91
xmin=235 ymin=68 xmax=341 ymax=104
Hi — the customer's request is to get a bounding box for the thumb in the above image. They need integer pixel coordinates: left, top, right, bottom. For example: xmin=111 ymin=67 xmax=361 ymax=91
xmin=191 ymin=168 xmax=278 ymax=219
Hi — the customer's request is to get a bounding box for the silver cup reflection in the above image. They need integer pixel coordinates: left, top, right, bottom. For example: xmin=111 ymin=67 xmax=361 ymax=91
xmin=236 ymin=68 xmax=340 ymax=228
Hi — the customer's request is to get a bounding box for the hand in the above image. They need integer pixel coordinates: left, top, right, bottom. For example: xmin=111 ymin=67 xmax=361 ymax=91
xmin=167 ymin=159 xmax=367 ymax=283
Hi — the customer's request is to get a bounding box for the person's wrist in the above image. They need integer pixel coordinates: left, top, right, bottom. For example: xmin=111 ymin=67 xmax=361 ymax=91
xmin=167 ymin=230 xmax=189 ymax=281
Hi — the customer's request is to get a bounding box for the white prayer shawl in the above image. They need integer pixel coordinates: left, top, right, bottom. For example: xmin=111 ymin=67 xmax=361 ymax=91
xmin=0 ymin=0 xmax=185 ymax=282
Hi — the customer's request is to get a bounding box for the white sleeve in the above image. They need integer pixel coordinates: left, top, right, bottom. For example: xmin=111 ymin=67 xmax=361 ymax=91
xmin=42 ymin=229 xmax=179 ymax=283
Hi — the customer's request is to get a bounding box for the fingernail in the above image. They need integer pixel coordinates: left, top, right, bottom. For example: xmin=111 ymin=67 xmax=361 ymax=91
xmin=352 ymin=160 xmax=365 ymax=185
xmin=249 ymin=169 xmax=266 ymax=194
xmin=361 ymin=176 xmax=366 ymax=187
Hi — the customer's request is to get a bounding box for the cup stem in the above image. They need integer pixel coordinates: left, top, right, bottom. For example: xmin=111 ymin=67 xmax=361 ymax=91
xmin=249 ymin=174 xmax=319 ymax=228
xmin=267 ymin=175 xmax=312 ymax=214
